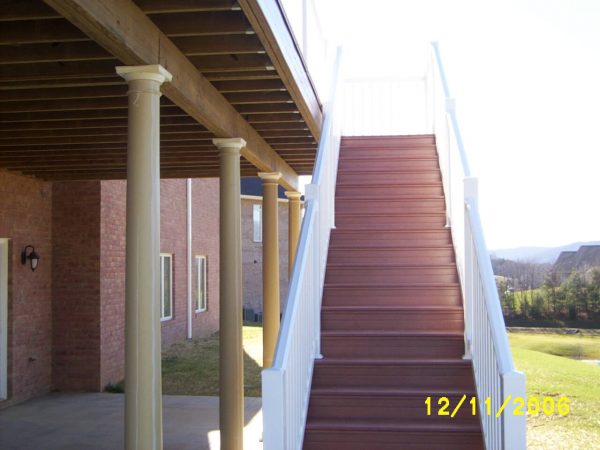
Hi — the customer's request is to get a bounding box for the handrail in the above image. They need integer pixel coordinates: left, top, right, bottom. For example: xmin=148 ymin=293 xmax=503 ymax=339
xmin=430 ymin=42 xmax=471 ymax=177
xmin=262 ymin=46 xmax=343 ymax=450
xmin=428 ymin=42 xmax=526 ymax=450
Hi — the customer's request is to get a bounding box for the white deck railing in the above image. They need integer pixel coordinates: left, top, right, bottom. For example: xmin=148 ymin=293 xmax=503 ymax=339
xmin=262 ymin=47 xmax=343 ymax=450
xmin=428 ymin=42 xmax=526 ymax=450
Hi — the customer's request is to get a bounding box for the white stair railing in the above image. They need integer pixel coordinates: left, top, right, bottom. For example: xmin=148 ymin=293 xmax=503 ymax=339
xmin=262 ymin=47 xmax=343 ymax=450
xmin=428 ymin=42 xmax=527 ymax=450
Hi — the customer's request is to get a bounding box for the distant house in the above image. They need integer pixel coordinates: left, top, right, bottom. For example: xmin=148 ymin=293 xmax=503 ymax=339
xmin=554 ymin=245 xmax=600 ymax=282
xmin=240 ymin=178 xmax=292 ymax=323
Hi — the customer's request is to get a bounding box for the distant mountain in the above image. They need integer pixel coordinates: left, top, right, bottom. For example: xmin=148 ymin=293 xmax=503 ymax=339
xmin=491 ymin=241 xmax=600 ymax=264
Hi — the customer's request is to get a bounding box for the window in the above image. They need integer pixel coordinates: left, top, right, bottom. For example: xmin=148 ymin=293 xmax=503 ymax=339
xmin=253 ymin=203 xmax=262 ymax=242
xmin=160 ymin=254 xmax=173 ymax=321
xmin=195 ymin=255 xmax=207 ymax=312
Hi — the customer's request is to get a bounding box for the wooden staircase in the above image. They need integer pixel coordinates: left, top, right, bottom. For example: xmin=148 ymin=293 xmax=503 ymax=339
xmin=303 ymin=135 xmax=484 ymax=450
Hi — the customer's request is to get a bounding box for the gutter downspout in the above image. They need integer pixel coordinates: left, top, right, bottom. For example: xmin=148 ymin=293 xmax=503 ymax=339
xmin=187 ymin=178 xmax=193 ymax=340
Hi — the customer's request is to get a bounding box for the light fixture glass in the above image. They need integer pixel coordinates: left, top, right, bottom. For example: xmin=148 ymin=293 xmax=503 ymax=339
xmin=21 ymin=245 xmax=40 ymax=272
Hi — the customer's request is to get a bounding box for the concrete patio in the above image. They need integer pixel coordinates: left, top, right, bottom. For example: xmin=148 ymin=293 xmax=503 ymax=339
xmin=0 ymin=393 xmax=263 ymax=450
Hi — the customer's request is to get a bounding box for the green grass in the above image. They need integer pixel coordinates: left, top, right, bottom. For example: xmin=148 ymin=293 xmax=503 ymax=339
xmin=510 ymin=333 xmax=600 ymax=449
xmin=509 ymin=332 xmax=600 ymax=360
xmin=161 ymin=325 xmax=263 ymax=397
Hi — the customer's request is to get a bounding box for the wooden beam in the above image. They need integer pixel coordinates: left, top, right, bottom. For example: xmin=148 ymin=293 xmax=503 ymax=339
xmin=252 ymin=122 xmax=308 ymax=131
xmin=0 ymin=19 xmax=87 ymax=44
xmin=0 ymin=125 xmax=208 ymax=139
xmin=0 ymin=77 xmax=123 ymax=90
xmin=270 ymin=143 xmax=316 ymax=150
xmin=0 ymin=132 xmax=212 ymax=146
xmin=0 ymin=41 xmax=112 ymax=65
xmin=205 ymin=70 xmax=279 ymax=81
xmin=136 ymin=0 xmax=242 ymax=14
xmin=244 ymin=112 xmax=301 ymax=122
xmin=0 ymin=12 xmax=250 ymax=45
xmin=0 ymin=0 xmax=59 ymax=21
xmin=0 ymin=115 xmax=206 ymax=131
xmin=0 ymin=105 xmax=187 ymax=123
xmin=264 ymin=137 xmax=315 ymax=145
xmin=0 ymin=36 xmax=265 ymax=66
xmin=172 ymin=35 xmax=264 ymax=56
xmin=188 ymin=54 xmax=273 ymax=72
xmin=238 ymin=0 xmax=322 ymax=140
xmin=0 ymin=85 xmax=126 ymax=102
xmin=0 ymin=148 xmax=222 ymax=158
xmin=258 ymin=130 xmax=312 ymax=137
xmin=212 ymin=79 xmax=285 ymax=92
xmin=235 ymin=103 xmax=297 ymax=114
xmin=0 ymin=60 xmax=118 ymax=82
xmin=43 ymin=0 xmax=299 ymax=190
xmin=149 ymin=11 xmax=251 ymax=36
xmin=0 ymin=97 xmax=128 ymax=113
xmin=0 ymin=0 xmax=242 ymax=21
xmin=224 ymin=91 xmax=291 ymax=104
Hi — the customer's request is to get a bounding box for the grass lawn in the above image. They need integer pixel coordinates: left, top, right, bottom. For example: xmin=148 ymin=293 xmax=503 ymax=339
xmin=162 ymin=325 xmax=263 ymax=397
xmin=510 ymin=333 xmax=600 ymax=449
xmin=509 ymin=332 xmax=600 ymax=360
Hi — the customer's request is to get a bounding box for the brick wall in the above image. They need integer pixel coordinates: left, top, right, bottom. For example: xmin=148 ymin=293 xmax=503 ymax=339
xmin=190 ymin=178 xmax=220 ymax=338
xmin=159 ymin=179 xmax=188 ymax=347
xmin=241 ymin=197 xmax=290 ymax=316
xmin=0 ymin=171 xmax=53 ymax=408
xmin=52 ymin=181 xmax=102 ymax=392
xmin=99 ymin=180 xmax=126 ymax=388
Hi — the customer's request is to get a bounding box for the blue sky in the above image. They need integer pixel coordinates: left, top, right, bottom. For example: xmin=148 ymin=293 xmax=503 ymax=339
xmin=286 ymin=0 xmax=600 ymax=249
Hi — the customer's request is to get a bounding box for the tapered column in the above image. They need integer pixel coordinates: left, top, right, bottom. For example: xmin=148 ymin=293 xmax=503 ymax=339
xmin=117 ymin=64 xmax=172 ymax=450
xmin=285 ymin=191 xmax=302 ymax=277
xmin=259 ymin=172 xmax=282 ymax=368
xmin=213 ymin=138 xmax=246 ymax=450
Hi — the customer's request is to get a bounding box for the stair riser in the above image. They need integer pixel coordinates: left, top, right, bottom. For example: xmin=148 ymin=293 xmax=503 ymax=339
xmin=312 ymin=364 xmax=475 ymax=390
xmin=336 ymin=199 xmax=446 ymax=214
xmin=327 ymin=248 xmax=455 ymax=265
xmin=323 ymin=287 xmax=462 ymax=307
xmin=330 ymin=231 xmax=451 ymax=247
xmin=308 ymin=394 xmax=477 ymax=422
xmin=322 ymin=336 xmax=465 ymax=359
xmin=336 ymin=172 xmax=441 ymax=184
xmin=322 ymin=311 xmax=463 ymax=332
xmin=336 ymin=184 xmax=444 ymax=199
xmin=341 ymin=136 xmax=436 ymax=147
xmin=325 ymin=267 xmax=458 ymax=285
xmin=303 ymin=430 xmax=483 ymax=450
xmin=338 ymin=160 xmax=439 ymax=172
xmin=335 ymin=214 xmax=446 ymax=229
xmin=340 ymin=148 xmax=438 ymax=159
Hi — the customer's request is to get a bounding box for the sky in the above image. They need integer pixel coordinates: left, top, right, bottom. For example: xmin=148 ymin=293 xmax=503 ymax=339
xmin=284 ymin=0 xmax=600 ymax=250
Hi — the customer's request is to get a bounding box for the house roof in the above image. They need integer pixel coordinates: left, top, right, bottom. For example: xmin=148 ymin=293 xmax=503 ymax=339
xmin=241 ymin=177 xmax=286 ymax=199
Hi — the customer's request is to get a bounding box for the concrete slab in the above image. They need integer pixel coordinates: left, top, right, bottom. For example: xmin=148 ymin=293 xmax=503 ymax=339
xmin=0 ymin=393 xmax=263 ymax=450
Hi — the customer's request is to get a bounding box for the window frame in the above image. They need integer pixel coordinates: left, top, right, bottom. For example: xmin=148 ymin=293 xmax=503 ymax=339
xmin=195 ymin=255 xmax=207 ymax=313
xmin=160 ymin=253 xmax=173 ymax=321
xmin=252 ymin=203 xmax=262 ymax=242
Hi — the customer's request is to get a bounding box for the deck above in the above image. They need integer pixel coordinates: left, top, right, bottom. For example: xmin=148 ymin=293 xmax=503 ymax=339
xmin=0 ymin=0 xmax=322 ymax=187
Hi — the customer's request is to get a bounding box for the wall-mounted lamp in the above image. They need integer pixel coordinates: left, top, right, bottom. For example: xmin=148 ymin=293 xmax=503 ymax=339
xmin=21 ymin=245 xmax=40 ymax=272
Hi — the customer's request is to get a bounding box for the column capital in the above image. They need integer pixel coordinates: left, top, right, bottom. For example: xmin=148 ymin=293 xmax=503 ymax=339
xmin=258 ymin=172 xmax=282 ymax=184
xmin=116 ymin=64 xmax=172 ymax=84
xmin=285 ymin=191 xmax=302 ymax=201
xmin=213 ymin=137 xmax=247 ymax=153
